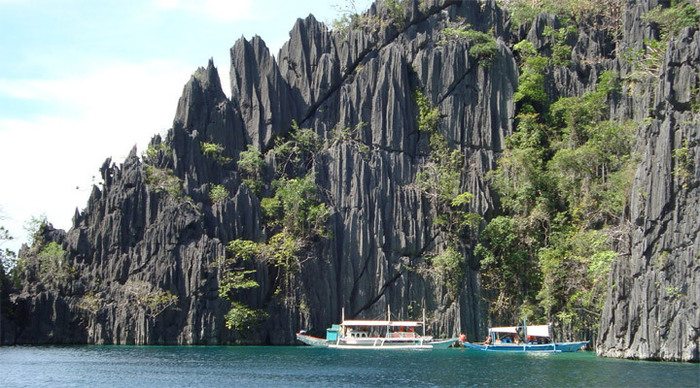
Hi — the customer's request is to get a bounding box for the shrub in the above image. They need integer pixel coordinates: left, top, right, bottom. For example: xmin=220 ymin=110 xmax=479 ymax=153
xmin=442 ymin=27 xmax=498 ymax=63
xmin=431 ymin=246 xmax=465 ymax=296
xmin=37 ymin=241 xmax=73 ymax=286
xmin=414 ymin=90 xmax=440 ymax=133
xmin=209 ymin=184 xmax=229 ymax=205
xmin=237 ymin=145 xmax=265 ymax=195
xmin=224 ymin=301 xmax=268 ymax=332
xmin=673 ymin=140 xmax=695 ymax=189
xmin=261 ymin=173 xmax=329 ymax=239
xmin=143 ymin=142 xmax=172 ymax=164
xmin=201 ymin=141 xmax=232 ymax=165
xmin=123 ymin=280 xmax=178 ymax=318
xmin=77 ymin=292 xmax=103 ymax=315
xmin=144 ymin=165 xmax=184 ymax=199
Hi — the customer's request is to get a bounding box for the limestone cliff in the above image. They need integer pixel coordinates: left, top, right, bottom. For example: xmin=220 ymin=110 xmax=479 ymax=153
xmin=1 ymin=0 xmax=697 ymax=362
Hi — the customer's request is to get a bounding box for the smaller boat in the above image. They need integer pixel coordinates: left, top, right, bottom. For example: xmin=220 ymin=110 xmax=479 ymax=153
xmin=463 ymin=321 xmax=588 ymax=353
xmin=296 ymin=306 xmax=458 ymax=350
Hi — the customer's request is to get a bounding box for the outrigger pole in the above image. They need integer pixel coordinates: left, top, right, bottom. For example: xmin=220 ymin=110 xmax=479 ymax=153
xmin=422 ymin=308 xmax=426 ymax=337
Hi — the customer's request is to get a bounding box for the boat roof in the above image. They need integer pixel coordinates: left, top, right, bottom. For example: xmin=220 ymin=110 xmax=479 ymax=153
xmin=488 ymin=324 xmax=551 ymax=337
xmin=341 ymin=320 xmax=422 ymax=327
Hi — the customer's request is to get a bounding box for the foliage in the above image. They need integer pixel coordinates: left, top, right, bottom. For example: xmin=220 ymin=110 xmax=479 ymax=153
xmin=673 ymin=140 xmax=695 ymax=189
xmin=144 ymin=165 xmax=184 ymax=199
xmin=475 ymin=216 xmax=539 ymax=322
xmin=442 ymin=26 xmax=498 ymax=64
xmin=272 ymin=121 xmax=321 ymax=178
xmin=431 ymin=246 xmax=465 ymax=297
xmin=0 ymin=225 xmax=16 ymax=273
xmin=643 ymin=1 xmax=700 ymax=38
xmin=543 ymin=25 xmax=576 ymax=66
xmin=330 ymin=122 xmax=370 ymax=154
xmin=201 ymin=141 xmax=232 ymax=165
xmin=143 ymin=142 xmax=172 ymax=165
xmin=626 ymin=2 xmax=700 ymax=86
xmin=77 ymin=292 xmax=104 ymax=315
xmin=218 ymin=270 xmax=260 ymax=299
xmin=262 ymin=232 xmax=302 ymax=274
xmin=261 ymin=174 xmax=329 ymax=240
xmin=237 ymin=145 xmax=265 ymax=195
xmin=123 ymin=280 xmax=178 ymax=318
xmin=224 ymin=301 xmax=268 ymax=332
xmin=218 ymin=239 xmax=261 ymax=299
xmin=209 ymin=184 xmax=229 ymax=205
xmin=513 ymin=41 xmax=549 ymax=113
xmin=537 ymin=229 xmax=616 ymax=333
xmin=484 ymin=62 xmax=636 ymax=335
xmin=36 ymin=241 xmax=74 ymax=286
xmin=382 ymin=0 xmax=408 ymax=28
xmin=413 ymin=89 xmax=480 ymax=246
xmin=414 ymin=90 xmax=440 ymax=134
xmin=498 ymin=0 xmax=626 ymax=36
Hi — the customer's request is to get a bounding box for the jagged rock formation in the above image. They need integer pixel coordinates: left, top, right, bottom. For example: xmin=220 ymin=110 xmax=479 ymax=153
xmin=597 ymin=5 xmax=700 ymax=361
xmin=2 ymin=0 xmax=514 ymax=345
xmin=1 ymin=0 xmax=697 ymax=362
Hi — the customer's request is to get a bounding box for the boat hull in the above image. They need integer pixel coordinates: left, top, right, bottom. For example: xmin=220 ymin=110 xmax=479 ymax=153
xmin=463 ymin=341 xmax=588 ymax=353
xmin=430 ymin=338 xmax=459 ymax=349
xmin=296 ymin=333 xmax=329 ymax=347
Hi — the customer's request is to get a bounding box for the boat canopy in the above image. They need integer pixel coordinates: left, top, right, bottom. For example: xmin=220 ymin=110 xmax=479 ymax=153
xmin=341 ymin=320 xmax=422 ymax=327
xmin=488 ymin=326 xmax=518 ymax=334
xmin=525 ymin=325 xmax=550 ymax=337
xmin=487 ymin=324 xmax=551 ymax=337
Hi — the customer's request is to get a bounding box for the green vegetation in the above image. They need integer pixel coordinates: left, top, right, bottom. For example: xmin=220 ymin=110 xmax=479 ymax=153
xmin=626 ymin=2 xmax=700 ymax=86
xmin=77 ymin=292 xmax=104 ymax=315
xmin=224 ymin=301 xmax=268 ymax=331
xmin=384 ymin=0 xmax=408 ymax=28
xmin=412 ymin=90 xmax=480 ymax=292
xmin=201 ymin=141 xmax=232 ymax=165
xmin=673 ymin=140 xmax=695 ymax=189
xmin=218 ymin=239 xmax=266 ymax=332
xmin=442 ymin=26 xmax=498 ymax=64
xmin=272 ymin=121 xmax=321 ymax=177
xmin=36 ymin=241 xmax=74 ymax=286
xmin=481 ymin=60 xmax=637 ymax=334
xmin=144 ymin=165 xmax=184 ymax=199
xmin=237 ymin=145 xmax=265 ymax=195
xmin=543 ymin=25 xmax=576 ymax=66
xmin=330 ymin=122 xmax=370 ymax=154
xmin=498 ymin=0 xmax=625 ymax=35
xmin=262 ymin=175 xmax=330 ymax=241
xmin=431 ymin=246 xmax=465 ymax=297
xmin=643 ymin=1 xmax=700 ymax=37
xmin=143 ymin=142 xmax=172 ymax=164
xmin=123 ymin=280 xmax=178 ymax=318
xmin=209 ymin=184 xmax=229 ymax=205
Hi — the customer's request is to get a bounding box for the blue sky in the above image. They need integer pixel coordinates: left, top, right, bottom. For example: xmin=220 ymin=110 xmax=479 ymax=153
xmin=0 ymin=0 xmax=372 ymax=253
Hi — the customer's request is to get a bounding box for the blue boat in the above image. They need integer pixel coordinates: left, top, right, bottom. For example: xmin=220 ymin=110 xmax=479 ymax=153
xmin=463 ymin=322 xmax=588 ymax=353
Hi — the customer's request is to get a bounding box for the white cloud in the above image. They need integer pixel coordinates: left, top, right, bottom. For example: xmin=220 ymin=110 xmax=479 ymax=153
xmin=0 ymin=59 xmax=201 ymax=253
xmin=153 ymin=0 xmax=255 ymax=22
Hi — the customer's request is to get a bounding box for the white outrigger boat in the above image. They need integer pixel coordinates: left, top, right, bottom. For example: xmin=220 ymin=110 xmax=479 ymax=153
xmin=296 ymin=307 xmax=458 ymax=350
xmin=463 ymin=321 xmax=588 ymax=353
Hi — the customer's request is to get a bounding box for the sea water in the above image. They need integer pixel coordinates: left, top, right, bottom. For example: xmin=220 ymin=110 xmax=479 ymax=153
xmin=0 ymin=346 xmax=698 ymax=387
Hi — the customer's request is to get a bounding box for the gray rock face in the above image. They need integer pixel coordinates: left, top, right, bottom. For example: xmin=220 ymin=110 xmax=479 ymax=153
xmin=2 ymin=0 xmax=513 ymax=345
xmin=597 ymin=27 xmax=700 ymax=362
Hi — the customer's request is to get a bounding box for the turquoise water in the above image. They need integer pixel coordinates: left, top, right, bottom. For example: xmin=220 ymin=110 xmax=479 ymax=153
xmin=0 ymin=346 xmax=698 ymax=387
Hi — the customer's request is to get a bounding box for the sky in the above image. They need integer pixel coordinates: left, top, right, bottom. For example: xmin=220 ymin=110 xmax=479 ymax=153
xmin=0 ymin=0 xmax=373 ymax=254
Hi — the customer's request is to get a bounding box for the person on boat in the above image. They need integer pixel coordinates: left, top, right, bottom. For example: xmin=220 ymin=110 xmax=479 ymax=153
xmin=483 ymin=335 xmax=492 ymax=345
xmin=513 ymin=334 xmax=522 ymax=345
xmin=459 ymin=333 xmax=467 ymax=343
